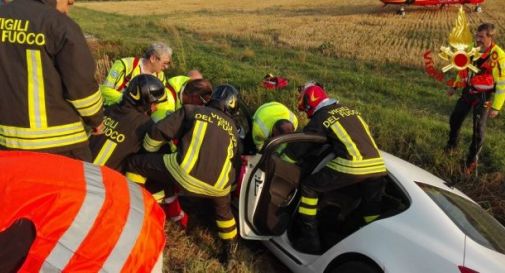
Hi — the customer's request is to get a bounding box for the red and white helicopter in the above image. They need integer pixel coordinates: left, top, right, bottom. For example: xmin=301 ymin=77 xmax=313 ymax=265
xmin=380 ymin=0 xmax=485 ymax=15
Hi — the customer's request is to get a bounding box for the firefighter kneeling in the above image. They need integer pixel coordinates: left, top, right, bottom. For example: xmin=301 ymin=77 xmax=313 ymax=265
xmin=126 ymin=85 xmax=241 ymax=264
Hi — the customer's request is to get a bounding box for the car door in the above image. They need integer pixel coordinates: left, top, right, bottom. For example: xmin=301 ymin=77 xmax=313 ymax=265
xmin=238 ymin=133 xmax=328 ymax=240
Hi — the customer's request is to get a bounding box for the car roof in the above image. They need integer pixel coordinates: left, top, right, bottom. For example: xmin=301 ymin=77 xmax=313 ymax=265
xmin=381 ymin=151 xmax=471 ymax=201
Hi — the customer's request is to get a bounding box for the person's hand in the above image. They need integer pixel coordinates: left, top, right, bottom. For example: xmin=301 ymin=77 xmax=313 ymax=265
xmin=446 ymin=88 xmax=456 ymax=97
xmin=489 ymin=109 xmax=499 ymax=118
xmin=91 ymin=122 xmax=105 ymax=135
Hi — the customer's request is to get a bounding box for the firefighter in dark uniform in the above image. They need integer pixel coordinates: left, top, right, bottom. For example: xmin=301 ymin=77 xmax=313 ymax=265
xmin=125 ymin=85 xmax=240 ymax=264
xmin=0 ymin=0 xmax=104 ymax=161
xmin=282 ymin=83 xmax=387 ymax=254
xmin=89 ymin=74 xmax=167 ymax=172
xmin=90 ymin=75 xmax=213 ymax=173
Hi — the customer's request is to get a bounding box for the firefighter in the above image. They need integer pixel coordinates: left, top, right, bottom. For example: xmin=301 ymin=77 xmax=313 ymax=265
xmin=90 ymin=74 xmax=167 ymax=172
xmin=100 ymin=42 xmax=174 ymax=120
xmin=125 ymin=85 xmax=241 ymax=264
xmin=282 ymin=83 xmax=387 ymax=254
xmin=252 ymin=101 xmax=298 ymax=151
xmin=446 ymin=23 xmax=505 ymax=175
xmin=0 ymin=151 xmax=165 ymax=273
xmin=91 ymin=75 xmax=213 ymax=173
xmin=0 ymin=0 xmax=104 ymax=161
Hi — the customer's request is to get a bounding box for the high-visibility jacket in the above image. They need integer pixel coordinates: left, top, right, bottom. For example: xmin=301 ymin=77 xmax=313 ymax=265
xmin=252 ymin=101 xmax=298 ymax=151
xmin=283 ymin=102 xmax=386 ymax=176
xmin=100 ymin=57 xmax=177 ymax=121
xmin=454 ymin=43 xmax=505 ymax=110
xmin=142 ymin=104 xmax=239 ymax=197
xmin=0 ymin=151 xmax=165 ymax=273
xmin=166 ymin=75 xmax=191 ymax=110
xmin=0 ymin=0 xmax=104 ymax=152
xmin=90 ymin=102 xmax=154 ymax=172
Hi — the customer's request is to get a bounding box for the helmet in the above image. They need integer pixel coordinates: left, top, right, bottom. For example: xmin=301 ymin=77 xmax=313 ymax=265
xmin=209 ymin=84 xmax=239 ymax=116
xmin=124 ymin=74 xmax=167 ymax=112
xmin=297 ymin=82 xmax=328 ymax=118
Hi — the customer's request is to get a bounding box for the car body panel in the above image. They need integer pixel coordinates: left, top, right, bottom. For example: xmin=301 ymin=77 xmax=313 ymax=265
xmin=236 ymin=133 xmax=505 ymax=273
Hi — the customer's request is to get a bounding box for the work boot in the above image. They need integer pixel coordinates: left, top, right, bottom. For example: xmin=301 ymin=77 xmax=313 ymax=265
xmin=444 ymin=143 xmax=457 ymax=155
xmin=160 ymin=197 xmax=188 ymax=230
xmin=464 ymin=160 xmax=478 ymax=176
xmin=218 ymin=239 xmax=238 ymax=266
xmin=293 ymin=217 xmax=321 ymax=254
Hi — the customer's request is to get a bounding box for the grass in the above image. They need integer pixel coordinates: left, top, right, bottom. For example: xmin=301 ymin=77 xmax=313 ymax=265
xmin=71 ymin=1 xmax=505 ymax=272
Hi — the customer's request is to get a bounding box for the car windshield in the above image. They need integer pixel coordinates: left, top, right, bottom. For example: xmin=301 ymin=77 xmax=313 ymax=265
xmin=418 ymin=183 xmax=505 ymax=255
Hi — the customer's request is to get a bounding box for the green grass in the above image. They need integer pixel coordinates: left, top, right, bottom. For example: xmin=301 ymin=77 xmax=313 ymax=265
xmin=72 ymin=5 xmax=505 ymax=272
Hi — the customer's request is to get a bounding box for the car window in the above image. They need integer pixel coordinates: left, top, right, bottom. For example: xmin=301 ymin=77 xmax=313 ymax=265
xmin=418 ymin=183 xmax=505 ymax=255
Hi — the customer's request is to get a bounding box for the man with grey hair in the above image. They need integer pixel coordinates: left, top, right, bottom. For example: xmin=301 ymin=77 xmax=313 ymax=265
xmin=101 ymin=42 xmax=175 ymax=120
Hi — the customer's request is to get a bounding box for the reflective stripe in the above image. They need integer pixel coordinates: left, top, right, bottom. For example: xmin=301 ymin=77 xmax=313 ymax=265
xmin=152 ymin=190 xmax=165 ymax=203
xmin=0 ymin=122 xmax=85 ymax=138
xmin=180 ymin=121 xmax=207 ymax=173
xmin=215 ymin=139 xmax=233 ymax=190
xmin=100 ymin=180 xmax=145 ymax=272
xmin=357 ymin=116 xmax=379 ymax=150
xmin=164 ymin=154 xmax=230 ymax=197
xmin=171 ymin=211 xmax=185 ymax=222
xmin=93 ymin=139 xmax=117 ymax=166
xmin=333 ymin=157 xmax=385 ymax=168
xmin=126 ymin=172 xmax=146 ymax=184
xmin=364 ymin=215 xmax=380 ymax=223
xmin=330 ymin=122 xmax=362 ymax=160
xmin=143 ymin=134 xmax=164 ymax=152
xmin=281 ymin=153 xmax=296 ymax=164
xmin=298 ymin=207 xmax=317 ymax=216
xmin=42 ymin=163 xmax=105 ymax=271
xmin=26 ymin=49 xmax=47 ymax=128
xmin=255 ymin=118 xmax=270 ymax=140
xmin=326 ymin=161 xmax=387 ymax=175
xmin=0 ymin=130 xmax=88 ymax=150
xmin=301 ymin=196 xmax=318 ymax=206
xmin=496 ymin=87 xmax=505 ymax=94
xmin=216 ymin=218 xmax=236 ymax=229
xmin=67 ymin=90 xmax=103 ymax=117
xmin=496 ymin=80 xmax=505 ymax=86
xmin=218 ymin=228 xmax=237 ymax=240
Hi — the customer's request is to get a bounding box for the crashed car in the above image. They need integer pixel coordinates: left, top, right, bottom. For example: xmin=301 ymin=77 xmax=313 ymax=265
xmin=235 ymin=133 xmax=505 ymax=273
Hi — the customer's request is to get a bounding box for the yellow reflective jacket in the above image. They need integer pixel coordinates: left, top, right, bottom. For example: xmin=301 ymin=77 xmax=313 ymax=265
xmin=100 ymin=57 xmax=176 ymax=121
xmin=252 ymin=102 xmax=298 ymax=151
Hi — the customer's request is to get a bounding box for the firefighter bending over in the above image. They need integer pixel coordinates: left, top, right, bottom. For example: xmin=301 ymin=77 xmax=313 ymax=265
xmin=125 ymin=85 xmax=241 ymax=264
xmin=90 ymin=74 xmax=167 ymax=172
xmin=282 ymin=83 xmax=387 ymax=254
xmin=252 ymin=101 xmax=298 ymax=152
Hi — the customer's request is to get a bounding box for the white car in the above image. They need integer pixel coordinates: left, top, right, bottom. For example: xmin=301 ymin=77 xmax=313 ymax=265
xmin=236 ymin=133 xmax=505 ymax=273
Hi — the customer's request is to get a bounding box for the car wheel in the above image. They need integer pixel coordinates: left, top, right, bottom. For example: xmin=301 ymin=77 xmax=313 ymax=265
xmin=329 ymin=261 xmax=381 ymax=273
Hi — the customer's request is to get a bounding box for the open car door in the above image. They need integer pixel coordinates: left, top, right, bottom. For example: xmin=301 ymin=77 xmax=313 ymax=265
xmin=238 ymin=133 xmax=327 ymax=240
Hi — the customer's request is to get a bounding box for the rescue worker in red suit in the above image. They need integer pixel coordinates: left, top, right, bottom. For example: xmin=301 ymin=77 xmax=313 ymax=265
xmin=0 ymin=151 xmax=165 ymax=273
xmin=446 ymin=23 xmax=505 ymax=174
xmin=125 ymin=85 xmax=241 ymax=264
xmin=0 ymin=0 xmax=104 ymax=161
xmin=282 ymin=83 xmax=387 ymax=254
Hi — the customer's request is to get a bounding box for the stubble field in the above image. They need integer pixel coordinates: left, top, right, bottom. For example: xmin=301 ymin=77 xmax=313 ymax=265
xmin=74 ymin=1 xmax=505 ymax=272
